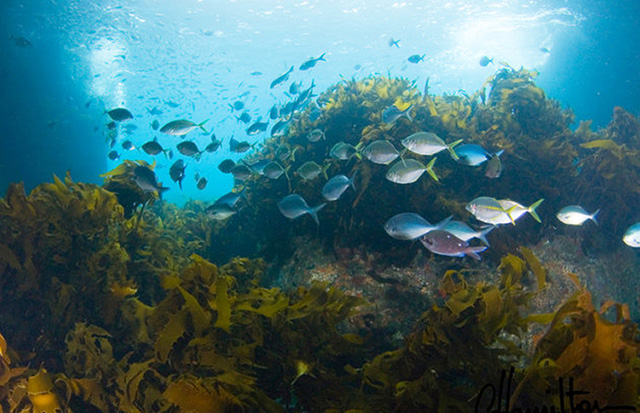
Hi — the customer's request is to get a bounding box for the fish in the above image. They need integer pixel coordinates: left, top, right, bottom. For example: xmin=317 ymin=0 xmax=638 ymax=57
xmin=382 ymin=104 xmax=413 ymax=124
xmin=385 ymin=158 xmax=438 ymax=184
xmin=229 ymin=101 xmax=244 ymax=111
xmin=218 ymin=159 xmax=236 ymax=173
xmin=322 ymin=171 xmax=357 ymax=201
xmin=196 ymin=177 xmax=208 ymax=190
xmin=176 ymin=141 xmax=202 ymax=158
xmin=275 ymin=144 xmax=295 ymax=162
xmin=623 ymin=223 xmax=640 ymax=247
xmin=497 ymin=199 xmax=544 ymax=224
xmin=466 ymin=197 xmax=543 ymax=225
xmin=251 ymin=71 xmax=262 ymax=76
xmin=205 ymin=203 xmax=238 ymax=220
xmin=263 ymin=162 xmax=288 ymax=180
xmin=229 ymin=137 xmax=253 ymax=153
xmin=384 ymin=213 xmax=451 ymax=241
xmin=134 ymin=165 xmax=169 ymax=193
xmin=106 ymin=108 xmax=133 ymax=121
xmin=361 ymin=140 xmax=401 ymax=165
xmin=142 ymin=139 xmax=168 ymax=156
xmin=269 ymin=105 xmax=279 ymax=120
xmin=215 ymin=189 xmax=246 ymax=208
xmin=169 ymin=160 xmax=187 ymax=189
xmin=230 ymin=164 xmax=253 ymax=181
xmin=108 ymin=150 xmax=120 ymax=160
xmin=420 ymin=231 xmax=487 ymax=260
xmin=270 ymin=66 xmax=294 ymax=88
xmin=160 ymin=119 xmax=209 ymax=136
xmin=454 ymin=144 xmax=502 ymax=166
xmin=271 ymin=119 xmax=290 ymax=137
xmin=147 ymin=107 xmax=163 ymax=116
xmin=440 ymin=220 xmax=494 ymax=246
xmin=407 ymin=54 xmax=425 ymax=63
xmin=479 ymin=56 xmax=493 ymax=67
xmin=296 ymin=81 xmax=316 ymax=105
xmin=330 ymin=142 xmax=359 ymax=161
xmin=206 ymin=135 xmax=223 ymax=153
xmin=539 ymin=47 xmax=550 ymax=54
xmin=247 ymin=120 xmax=269 ymax=135
xmin=122 ymin=140 xmax=135 ymax=150
xmin=289 ymin=81 xmax=301 ymax=95
xmin=401 ymin=132 xmax=462 ymax=160
xmin=151 ymin=119 xmax=160 ymax=130
xmin=556 ymin=206 xmax=599 ymax=226
xmin=308 ymin=105 xmax=322 ymax=122
xmin=277 ymin=194 xmax=326 ymax=225
xmin=106 ymin=121 xmax=117 ymax=130
xmin=389 ymin=38 xmax=401 ymax=48
xmin=299 ymin=53 xmax=326 ymax=70
xmin=307 ymin=129 xmax=325 ymax=142
xmin=236 ymin=111 xmax=252 ymax=124
xmin=485 ymin=151 xmax=503 ymax=178
xmin=297 ymin=161 xmax=326 ymax=181
xmin=245 ymin=159 xmax=271 ymax=175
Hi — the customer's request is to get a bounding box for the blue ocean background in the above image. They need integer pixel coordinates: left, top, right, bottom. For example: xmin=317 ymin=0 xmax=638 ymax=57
xmin=1 ymin=0 xmax=638 ymax=205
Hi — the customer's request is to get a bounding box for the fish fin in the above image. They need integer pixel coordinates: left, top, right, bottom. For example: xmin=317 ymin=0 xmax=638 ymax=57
xmin=283 ymin=165 xmax=292 ymax=181
xmin=399 ymin=148 xmax=408 ymax=160
xmin=290 ymin=146 xmax=298 ymax=163
xmin=434 ymin=215 xmax=452 ymax=229
xmin=425 ymin=157 xmax=439 ymax=182
xmin=321 ymin=163 xmax=330 ymax=180
xmin=404 ymin=105 xmax=413 ymax=122
xmin=308 ymin=203 xmax=326 ymax=226
xmin=349 ymin=170 xmax=358 ymax=192
xmin=527 ymin=198 xmax=544 ymax=223
xmin=318 ymin=52 xmax=326 ymax=61
xmin=447 ymin=139 xmax=464 ymax=161
xmin=198 ymin=118 xmax=210 ymax=133
xmin=504 ymin=205 xmax=518 ymax=225
xmin=476 ymin=225 xmax=495 ymax=247
xmin=591 ymin=209 xmax=600 ymax=224
xmin=465 ymin=246 xmax=487 ymax=260
xmin=494 ymin=149 xmax=504 ymax=158
xmin=354 ymin=151 xmax=363 ymax=160
xmin=354 ymin=141 xmax=365 ymax=152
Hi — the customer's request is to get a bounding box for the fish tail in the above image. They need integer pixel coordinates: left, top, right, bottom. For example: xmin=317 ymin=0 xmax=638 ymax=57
xmin=527 ymin=198 xmax=544 ymax=223
xmin=284 ymin=165 xmax=292 ymax=181
xmin=403 ymin=106 xmax=413 ymax=122
xmin=447 ymin=139 xmax=464 ymax=161
xmin=308 ymin=203 xmax=326 ymax=225
xmin=435 ymin=215 xmax=452 ymax=229
xmin=494 ymin=149 xmax=505 ymax=158
xmin=591 ymin=208 xmax=600 ymax=225
xmin=198 ymin=118 xmax=210 ymax=133
xmin=349 ymin=170 xmax=358 ymax=191
xmin=321 ymin=163 xmax=330 ymax=180
xmin=425 ymin=157 xmax=439 ymax=182
xmin=465 ymin=246 xmax=488 ymax=261
xmin=477 ymin=225 xmax=495 ymax=246
xmin=318 ymin=52 xmax=326 ymax=61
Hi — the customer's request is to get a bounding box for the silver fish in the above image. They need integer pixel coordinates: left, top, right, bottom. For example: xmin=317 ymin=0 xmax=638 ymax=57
xmin=556 ymin=206 xmax=599 ymax=226
xmin=384 ymin=213 xmax=451 ymax=241
xmin=420 ymin=230 xmax=487 ymax=260
xmin=160 ymin=119 xmax=209 ymax=136
xmin=385 ymin=158 xmax=438 ymax=184
xmin=205 ymin=203 xmax=237 ymax=220
xmin=401 ymin=132 xmax=462 ymax=160
xmin=307 ymin=129 xmax=325 ymax=142
xmin=330 ymin=142 xmax=358 ymax=161
xmin=441 ymin=220 xmax=494 ymax=246
xmin=278 ymin=194 xmax=326 ymax=225
xmin=321 ymin=171 xmax=357 ymax=201
xmin=270 ymin=66 xmax=294 ymax=89
xmin=382 ymin=104 xmax=413 ymax=124
xmin=485 ymin=151 xmax=504 ymax=178
xmin=263 ymin=162 xmax=288 ymax=180
xmin=297 ymin=161 xmax=326 ymax=181
xmin=623 ymin=223 xmax=640 ymax=247
xmin=215 ymin=189 xmax=246 ymax=208
xmin=361 ymin=140 xmax=400 ymax=165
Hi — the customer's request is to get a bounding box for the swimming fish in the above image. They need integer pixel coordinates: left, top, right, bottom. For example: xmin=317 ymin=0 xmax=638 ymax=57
xmin=623 ymin=223 xmax=640 ymax=247
xmin=142 ymin=139 xmax=168 ymax=156
xmin=466 ymin=197 xmax=543 ymax=225
xmin=176 ymin=141 xmax=202 ymax=158
xmin=278 ymin=194 xmax=326 ymax=225
xmin=307 ymin=129 xmax=325 ymax=142
xmin=382 ymin=104 xmax=413 ymax=124
xmin=229 ymin=137 xmax=253 ymax=153
xmin=401 ymin=132 xmax=462 ymax=160
xmin=497 ymin=199 xmax=544 ymax=224
xmin=330 ymin=142 xmax=359 ymax=161
xmin=270 ymin=66 xmax=294 ymax=88
xmin=271 ymin=119 xmax=290 ymax=137
xmin=230 ymin=100 xmax=244 ymax=111
xmin=289 ymin=81 xmax=301 ymax=95
xmin=385 ymin=158 xmax=438 ymax=184
xmin=160 ymin=119 xmax=209 ymax=136
xmin=169 ymin=160 xmax=187 ymax=189
xmin=108 ymin=150 xmax=120 ymax=160
xmin=151 ymin=119 xmax=160 ymax=130
xmin=556 ymin=206 xmax=599 ymax=226
xmin=440 ymin=220 xmax=494 ymax=246
xmin=479 ymin=56 xmax=493 ymax=66
xmin=218 ymin=159 xmax=236 ymax=173
xmin=196 ymin=177 xmax=208 ymax=190
xmin=247 ymin=120 xmax=269 ymax=136
xmin=420 ymin=231 xmax=487 ymax=260
xmin=407 ymin=54 xmax=425 ymax=63
xmin=299 ymin=53 xmax=326 ymax=70
xmin=276 ymin=144 xmax=296 ymax=162
xmin=297 ymin=161 xmax=326 ymax=181
xmin=133 ymin=165 xmax=169 ymax=193
xmin=205 ymin=203 xmax=238 ymax=220
xmin=455 ymin=145 xmax=502 ymax=166
xmin=205 ymin=136 xmax=223 ymax=153
xmin=230 ymin=164 xmax=253 ymax=181
xmin=263 ymin=161 xmax=288 ymax=180
xmin=121 ymin=140 xmax=135 ymax=150
xmin=106 ymin=108 xmax=133 ymax=121
xmin=361 ymin=140 xmax=400 ymax=165
xmin=485 ymin=151 xmax=504 ymax=178
xmin=269 ymin=105 xmax=279 ymax=120
xmin=322 ymin=171 xmax=357 ymax=201
xmin=384 ymin=213 xmax=451 ymax=241
xmin=236 ymin=111 xmax=252 ymax=124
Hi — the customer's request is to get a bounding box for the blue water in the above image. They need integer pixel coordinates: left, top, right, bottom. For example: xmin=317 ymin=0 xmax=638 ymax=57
xmin=1 ymin=0 xmax=638 ymax=204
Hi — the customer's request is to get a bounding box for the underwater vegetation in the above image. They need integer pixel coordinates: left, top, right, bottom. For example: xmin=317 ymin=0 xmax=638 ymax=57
xmin=1 ymin=68 xmax=640 ymax=411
